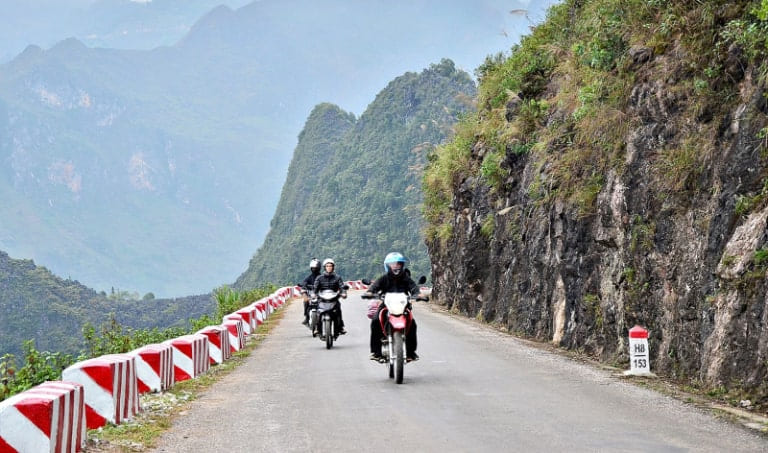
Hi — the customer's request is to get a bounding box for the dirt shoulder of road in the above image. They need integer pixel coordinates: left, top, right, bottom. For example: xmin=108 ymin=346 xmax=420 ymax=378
xmin=83 ymin=304 xmax=289 ymax=452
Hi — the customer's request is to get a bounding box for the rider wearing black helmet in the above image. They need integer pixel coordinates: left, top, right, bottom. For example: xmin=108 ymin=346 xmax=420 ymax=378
xmin=300 ymin=258 xmax=321 ymax=325
xmin=365 ymin=252 xmax=421 ymax=362
xmin=312 ymin=258 xmax=347 ymax=335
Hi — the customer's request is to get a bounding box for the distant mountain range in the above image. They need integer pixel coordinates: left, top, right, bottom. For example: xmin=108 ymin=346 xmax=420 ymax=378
xmin=0 ymin=0 xmax=253 ymax=63
xmin=0 ymin=0 xmax=558 ymax=297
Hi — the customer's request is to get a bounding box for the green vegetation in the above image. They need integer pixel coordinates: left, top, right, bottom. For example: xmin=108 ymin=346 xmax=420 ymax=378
xmin=0 ymin=283 xmax=274 ymax=402
xmin=236 ymin=60 xmax=476 ymax=288
xmin=480 ymin=214 xmax=496 ymax=239
xmin=425 ymin=0 xmax=768 ymax=229
xmin=424 ymin=119 xmax=475 ymax=242
xmin=86 ymin=303 xmax=287 ymax=451
xmin=0 ymin=250 xmax=219 ymax=360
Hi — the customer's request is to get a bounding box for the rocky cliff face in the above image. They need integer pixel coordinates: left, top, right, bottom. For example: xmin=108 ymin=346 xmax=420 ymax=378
xmin=425 ymin=0 xmax=768 ymax=398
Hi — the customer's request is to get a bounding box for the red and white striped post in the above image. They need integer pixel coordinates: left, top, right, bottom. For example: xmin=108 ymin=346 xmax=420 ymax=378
xmin=253 ymin=301 xmax=267 ymax=326
xmin=223 ymin=319 xmax=245 ymax=353
xmin=0 ymin=381 xmax=86 ymax=452
xmin=130 ymin=343 xmax=174 ymax=393
xmin=197 ymin=325 xmax=232 ymax=365
xmin=164 ymin=334 xmax=210 ymax=382
xmin=235 ymin=306 xmax=257 ymax=333
xmin=224 ymin=313 xmax=251 ymax=336
xmin=61 ymin=354 xmax=140 ymax=429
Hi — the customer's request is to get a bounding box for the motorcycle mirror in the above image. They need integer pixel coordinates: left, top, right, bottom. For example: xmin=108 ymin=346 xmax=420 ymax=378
xmin=417 ymin=276 xmax=427 ymax=285
xmin=343 ymin=284 xmax=350 ymax=290
xmin=361 ymin=278 xmax=371 ymax=285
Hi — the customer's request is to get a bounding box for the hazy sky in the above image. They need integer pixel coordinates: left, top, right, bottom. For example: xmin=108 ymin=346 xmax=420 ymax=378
xmin=0 ymin=0 xmax=253 ymax=62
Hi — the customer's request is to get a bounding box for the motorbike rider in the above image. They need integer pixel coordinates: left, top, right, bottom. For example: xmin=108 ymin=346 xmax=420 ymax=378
xmin=365 ymin=252 xmax=422 ymax=363
xmin=299 ymin=258 xmax=321 ymax=325
xmin=311 ymin=258 xmax=347 ymax=335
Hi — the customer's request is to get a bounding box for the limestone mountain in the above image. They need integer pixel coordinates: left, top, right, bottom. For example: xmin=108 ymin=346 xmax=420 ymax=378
xmin=424 ymin=0 xmax=768 ymax=400
xmin=235 ymin=59 xmax=476 ymax=287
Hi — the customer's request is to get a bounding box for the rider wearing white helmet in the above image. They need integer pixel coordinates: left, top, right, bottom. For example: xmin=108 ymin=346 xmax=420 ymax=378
xmin=312 ymin=258 xmax=348 ymax=335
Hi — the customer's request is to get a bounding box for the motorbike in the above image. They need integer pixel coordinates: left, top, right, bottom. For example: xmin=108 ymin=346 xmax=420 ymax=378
xmin=310 ymin=285 xmax=348 ymax=349
xmin=362 ymin=276 xmax=428 ymax=384
xmin=307 ymin=292 xmax=320 ymax=336
xmin=298 ymin=283 xmax=319 ymax=336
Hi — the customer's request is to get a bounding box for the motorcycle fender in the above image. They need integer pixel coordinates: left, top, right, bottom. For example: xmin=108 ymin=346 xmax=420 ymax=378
xmin=388 ymin=315 xmax=407 ymax=330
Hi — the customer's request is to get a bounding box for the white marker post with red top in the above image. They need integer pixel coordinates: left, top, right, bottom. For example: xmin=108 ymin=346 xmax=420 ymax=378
xmin=624 ymin=325 xmax=655 ymax=377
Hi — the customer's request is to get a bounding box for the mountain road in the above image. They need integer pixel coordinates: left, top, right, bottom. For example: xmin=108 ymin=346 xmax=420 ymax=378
xmin=150 ymin=291 xmax=768 ymax=452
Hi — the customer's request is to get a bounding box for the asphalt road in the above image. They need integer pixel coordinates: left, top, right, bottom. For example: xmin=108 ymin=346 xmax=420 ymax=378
xmin=151 ymin=291 xmax=768 ymax=452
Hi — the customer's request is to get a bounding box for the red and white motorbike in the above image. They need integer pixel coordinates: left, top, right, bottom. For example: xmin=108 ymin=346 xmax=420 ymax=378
xmin=363 ymin=277 xmax=427 ymax=384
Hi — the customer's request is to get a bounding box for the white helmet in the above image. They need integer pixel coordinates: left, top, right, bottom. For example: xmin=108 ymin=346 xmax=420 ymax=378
xmin=322 ymin=258 xmax=335 ymax=268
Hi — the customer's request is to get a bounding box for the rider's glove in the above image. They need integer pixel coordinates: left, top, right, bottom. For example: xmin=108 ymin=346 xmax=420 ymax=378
xmin=341 ymin=292 xmax=347 ymax=299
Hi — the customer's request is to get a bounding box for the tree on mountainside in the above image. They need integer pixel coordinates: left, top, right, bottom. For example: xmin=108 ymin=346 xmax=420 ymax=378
xmin=235 ymin=59 xmax=476 ymax=288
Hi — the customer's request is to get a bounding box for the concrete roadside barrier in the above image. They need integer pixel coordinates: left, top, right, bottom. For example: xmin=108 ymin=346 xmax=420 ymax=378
xmin=0 ymin=381 xmax=86 ymax=452
xmin=164 ymin=334 xmax=210 ymax=382
xmin=223 ymin=319 xmax=245 ymax=353
xmin=129 ymin=343 xmax=174 ymax=394
xmin=253 ymin=301 xmax=267 ymax=326
xmin=224 ymin=313 xmax=250 ymax=337
xmin=197 ymin=325 xmax=232 ymax=365
xmin=235 ymin=306 xmax=257 ymax=333
xmin=62 ymin=354 xmax=140 ymax=429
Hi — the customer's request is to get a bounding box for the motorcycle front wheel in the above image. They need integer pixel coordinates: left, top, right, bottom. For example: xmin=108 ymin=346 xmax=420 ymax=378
xmin=386 ymin=334 xmax=394 ymax=378
xmin=393 ymin=331 xmax=404 ymax=384
xmin=324 ymin=317 xmax=333 ymax=349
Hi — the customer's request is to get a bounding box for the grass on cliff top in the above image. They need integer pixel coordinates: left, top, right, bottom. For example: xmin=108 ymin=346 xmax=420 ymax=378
xmin=423 ymin=0 xmax=768 ymax=226
xmin=83 ymin=302 xmax=289 ymax=452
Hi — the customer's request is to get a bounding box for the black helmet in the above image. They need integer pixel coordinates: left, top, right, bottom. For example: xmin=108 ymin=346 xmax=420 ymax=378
xmin=309 ymin=258 xmax=320 ymax=273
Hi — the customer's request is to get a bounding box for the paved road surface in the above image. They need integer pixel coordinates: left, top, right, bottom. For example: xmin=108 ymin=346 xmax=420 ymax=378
xmin=151 ymin=291 xmax=768 ymax=452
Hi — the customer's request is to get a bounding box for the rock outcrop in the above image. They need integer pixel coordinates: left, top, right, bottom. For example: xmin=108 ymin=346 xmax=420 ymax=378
xmin=425 ymin=0 xmax=768 ymax=398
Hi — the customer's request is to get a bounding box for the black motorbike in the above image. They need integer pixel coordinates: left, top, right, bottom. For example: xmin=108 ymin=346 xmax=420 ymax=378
xmin=311 ymin=285 xmax=348 ymax=349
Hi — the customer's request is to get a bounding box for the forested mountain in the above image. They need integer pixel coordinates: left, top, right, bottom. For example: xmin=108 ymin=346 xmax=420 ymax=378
xmin=0 ymin=0 xmax=555 ymax=297
xmin=0 ymin=250 xmax=214 ymax=359
xmin=235 ymin=60 xmax=476 ymax=287
xmin=424 ymin=0 xmax=768 ymax=399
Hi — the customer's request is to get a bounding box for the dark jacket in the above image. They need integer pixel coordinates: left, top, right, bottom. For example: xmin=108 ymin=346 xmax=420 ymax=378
xmin=368 ymin=270 xmax=419 ymax=295
xmin=300 ymin=271 xmax=320 ymax=292
xmin=313 ymin=272 xmax=346 ymax=294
